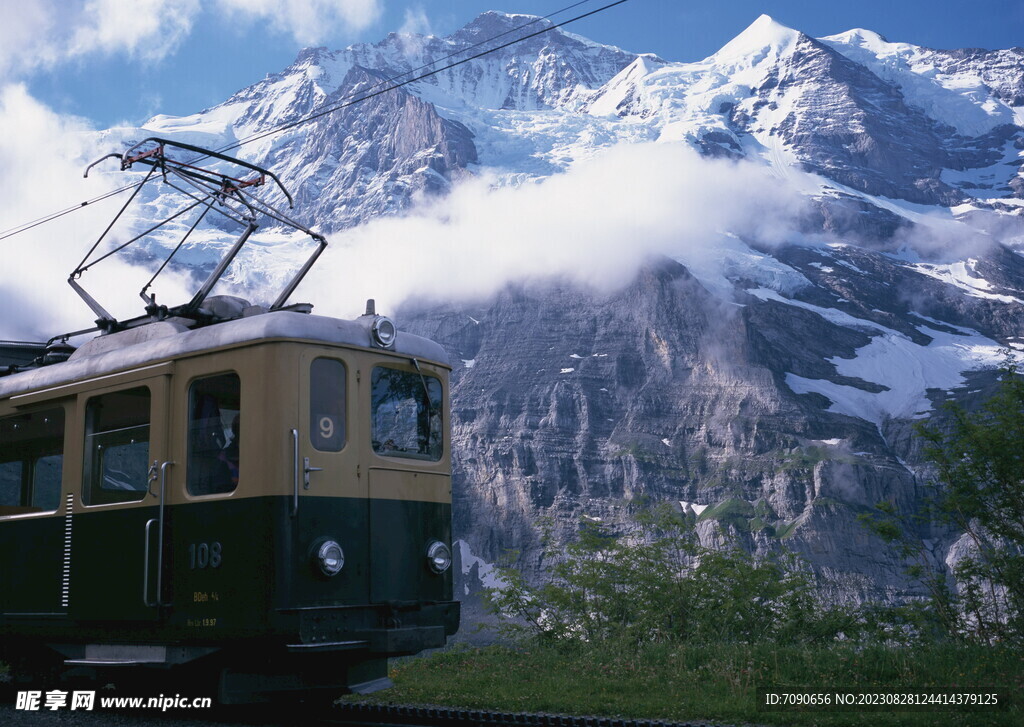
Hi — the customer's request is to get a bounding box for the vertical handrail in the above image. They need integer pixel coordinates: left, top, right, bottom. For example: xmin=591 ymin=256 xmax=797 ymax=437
xmin=290 ymin=429 xmax=300 ymax=517
xmin=143 ymin=519 xmax=158 ymax=607
xmin=157 ymin=461 xmax=174 ymax=606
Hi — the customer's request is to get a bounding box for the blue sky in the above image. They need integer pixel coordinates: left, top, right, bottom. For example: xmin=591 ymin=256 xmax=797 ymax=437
xmin=5 ymin=0 xmax=1020 ymax=130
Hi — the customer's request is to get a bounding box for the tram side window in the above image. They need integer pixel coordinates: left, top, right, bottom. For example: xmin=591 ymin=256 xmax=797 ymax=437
xmin=371 ymin=366 xmax=442 ymax=461
xmin=187 ymin=373 xmax=240 ymax=496
xmin=310 ymin=358 xmax=346 ymax=452
xmin=83 ymin=388 xmax=151 ymax=506
xmin=0 ymin=461 xmax=21 ymax=507
xmin=0 ymin=408 xmax=65 ymax=515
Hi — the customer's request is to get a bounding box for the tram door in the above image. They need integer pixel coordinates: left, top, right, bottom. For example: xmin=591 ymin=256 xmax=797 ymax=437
xmin=71 ymin=374 xmax=170 ymax=622
xmin=294 ymin=352 xmax=368 ymax=606
xmin=365 ymin=363 xmax=448 ymax=604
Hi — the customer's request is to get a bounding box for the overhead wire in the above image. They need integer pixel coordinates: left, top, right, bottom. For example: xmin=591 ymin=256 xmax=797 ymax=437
xmin=216 ymin=0 xmax=629 ymax=155
xmin=0 ymin=182 xmax=144 ymax=242
xmin=0 ymin=0 xmax=630 ymax=243
xmin=0 ymin=2 xmax=598 ymax=242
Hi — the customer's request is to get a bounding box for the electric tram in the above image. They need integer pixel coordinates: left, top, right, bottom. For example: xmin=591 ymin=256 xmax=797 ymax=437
xmin=0 ymin=139 xmax=458 ymax=702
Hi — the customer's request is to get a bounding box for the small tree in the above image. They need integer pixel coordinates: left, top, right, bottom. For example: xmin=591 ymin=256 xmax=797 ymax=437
xmin=917 ymin=365 xmax=1024 ymax=642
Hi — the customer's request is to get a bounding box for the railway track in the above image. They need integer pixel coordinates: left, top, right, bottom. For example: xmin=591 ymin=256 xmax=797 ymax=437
xmin=0 ymin=675 xmax=721 ymax=727
xmin=323 ymin=703 xmax=717 ymax=727
xmin=0 ymin=700 xmax=724 ymax=727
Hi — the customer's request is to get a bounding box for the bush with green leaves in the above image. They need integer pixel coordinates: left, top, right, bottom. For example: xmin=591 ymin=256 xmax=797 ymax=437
xmin=486 ymin=506 xmax=855 ymax=647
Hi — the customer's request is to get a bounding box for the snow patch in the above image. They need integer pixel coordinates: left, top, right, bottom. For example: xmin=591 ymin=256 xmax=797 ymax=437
xmin=785 ymin=325 xmax=1009 ymax=426
xmin=746 ymin=287 xmax=886 ymax=333
xmin=680 ymin=501 xmax=709 ymax=516
xmin=908 ymin=260 xmax=1024 ymax=304
xmin=456 ymin=540 xmax=508 ymax=595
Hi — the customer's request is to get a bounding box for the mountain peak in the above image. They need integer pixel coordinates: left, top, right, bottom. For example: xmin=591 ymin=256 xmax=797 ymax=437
xmin=823 ymin=27 xmax=890 ymax=47
xmin=292 ymin=46 xmax=331 ymax=66
xmin=820 ymin=27 xmax=922 ymax=59
xmin=712 ymin=14 xmax=802 ymax=61
xmin=456 ymin=10 xmax=551 ymax=39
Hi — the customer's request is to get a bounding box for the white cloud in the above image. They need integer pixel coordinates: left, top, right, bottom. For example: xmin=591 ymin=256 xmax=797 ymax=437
xmin=301 ymin=142 xmax=811 ymax=319
xmin=0 ymin=0 xmax=383 ymax=77
xmin=69 ymin=0 xmax=202 ymax=64
xmin=0 ymin=84 xmax=193 ymax=340
xmin=215 ymin=0 xmax=383 ymax=46
xmin=0 ymin=0 xmax=61 ymax=75
xmin=0 ymin=0 xmax=202 ymax=75
xmin=399 ymin=5 xmax=433 ymax=36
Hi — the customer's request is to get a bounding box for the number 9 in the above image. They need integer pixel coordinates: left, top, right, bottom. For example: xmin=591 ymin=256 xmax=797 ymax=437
xmin=319 ymin=416 xmax=335 ymax=439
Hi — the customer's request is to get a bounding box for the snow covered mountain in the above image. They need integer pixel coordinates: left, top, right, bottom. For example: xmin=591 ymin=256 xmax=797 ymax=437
xmin=93 ymin=11 xmax=1024 ymax=610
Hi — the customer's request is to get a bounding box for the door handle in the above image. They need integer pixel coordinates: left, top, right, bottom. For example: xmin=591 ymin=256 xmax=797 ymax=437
xmin=303 ymin=457 xmax=323 ymax=489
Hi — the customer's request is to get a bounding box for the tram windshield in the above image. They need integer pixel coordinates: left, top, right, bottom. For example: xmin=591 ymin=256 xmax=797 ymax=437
xmin=370 ymin=366 xmax=442 ymax=461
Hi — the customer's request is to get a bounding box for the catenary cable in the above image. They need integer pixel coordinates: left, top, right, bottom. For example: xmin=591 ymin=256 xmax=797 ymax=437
xmin=0 ymin=0 xmax=630 ymax=243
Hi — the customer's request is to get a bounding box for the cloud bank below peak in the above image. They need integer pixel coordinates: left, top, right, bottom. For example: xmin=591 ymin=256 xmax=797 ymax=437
xmin=302 ymin=142 xmax=816 ymax=319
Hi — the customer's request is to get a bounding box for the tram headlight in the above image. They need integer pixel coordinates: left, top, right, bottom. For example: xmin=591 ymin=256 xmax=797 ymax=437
xmin=314 ymin=539 xmax=345 ymax=577
xmin=371 ymin=316 xmax=397 ymax=348
xmin=426 ymin=540 xmax=452 ymax=574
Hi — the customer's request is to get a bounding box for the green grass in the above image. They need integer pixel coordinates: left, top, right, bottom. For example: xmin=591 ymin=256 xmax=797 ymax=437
xmin=697 ymin=497 xmax=794 ymax=536
xmin=780 ymin=445 xmax=830 ymax=471
xmin=775 ymin=519 xmax=799 ymax=538
xmin=697 ymin=497 xmax=756 ymax=527
xmin=352 ymin=642 xmax=1023 ymax=727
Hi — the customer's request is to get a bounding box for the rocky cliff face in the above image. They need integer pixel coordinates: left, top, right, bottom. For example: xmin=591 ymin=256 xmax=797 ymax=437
xmin=398 ymin=242 xmax=1019 ymax=606
xmin=264 ymin=65 xmax=479 ymax=230
xmin=113 ymin=11 xmax=1024 ymax=611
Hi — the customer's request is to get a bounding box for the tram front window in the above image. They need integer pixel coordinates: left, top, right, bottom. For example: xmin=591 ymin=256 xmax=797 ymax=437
xmin=370 ymin=366 xmax=442 ymax=461
xmin=310 ymin=358 xmax=346 ymax=452
xmin=83 ymin=388 xmax=150 ymax=506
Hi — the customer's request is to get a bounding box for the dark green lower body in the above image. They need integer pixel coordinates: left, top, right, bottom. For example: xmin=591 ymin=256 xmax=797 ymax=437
xmin=0 ymin=494 xmax=459 ymax=701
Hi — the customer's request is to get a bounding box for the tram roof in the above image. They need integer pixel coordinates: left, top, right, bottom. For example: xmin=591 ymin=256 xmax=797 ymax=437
xmin=0 ymin=311 xmax=449 ymax=399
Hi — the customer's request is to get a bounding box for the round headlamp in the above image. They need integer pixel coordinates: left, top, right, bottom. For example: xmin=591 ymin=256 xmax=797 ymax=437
xmin=371 ymin=316 xmax=397 ymax=348
xmin=314 ymin=539 xmax=345 ymax=577
xmin=426 ymin=540 xmax=452 ymax=574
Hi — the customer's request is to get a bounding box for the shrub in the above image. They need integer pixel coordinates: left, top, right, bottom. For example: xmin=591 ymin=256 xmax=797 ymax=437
xmin=486 ymin=505 xmax=854 ymax=647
